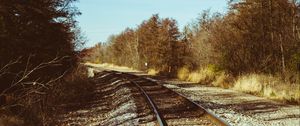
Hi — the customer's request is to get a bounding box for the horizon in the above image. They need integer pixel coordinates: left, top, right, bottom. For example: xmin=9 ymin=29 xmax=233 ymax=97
xmin=75 ymin=0 xmax=228 ymax=47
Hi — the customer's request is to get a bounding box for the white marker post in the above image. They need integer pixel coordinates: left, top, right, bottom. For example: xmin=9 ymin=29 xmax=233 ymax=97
xmin=145 ymin=62 xmax=148 ymax=70
xmin=87 ymin=67 xmax=94 ymax=78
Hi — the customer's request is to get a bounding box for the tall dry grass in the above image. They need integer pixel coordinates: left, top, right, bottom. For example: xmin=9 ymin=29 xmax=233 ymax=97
xmin=147 ymin=69 xmax=160 ymax=75
xmin=233 ymin=74 xmax=300 ymax=103
xmin=177 ymin=66 xmax=233 ymax=88
xmin=177 ymin=67 xmax=190 ymax=80
xmin=177 ymin=66 xmax=300 ymax=103
xmin=177 ymin=66 xmax=216 ymax=84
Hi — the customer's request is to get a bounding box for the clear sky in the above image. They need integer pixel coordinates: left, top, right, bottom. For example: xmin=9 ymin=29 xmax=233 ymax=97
xmin=75 ymin=0 xmax=228 ymax=47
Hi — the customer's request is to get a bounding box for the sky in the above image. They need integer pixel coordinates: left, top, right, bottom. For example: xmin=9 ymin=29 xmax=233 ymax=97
xmin=75 ymin=0 xmax=228 ymax=47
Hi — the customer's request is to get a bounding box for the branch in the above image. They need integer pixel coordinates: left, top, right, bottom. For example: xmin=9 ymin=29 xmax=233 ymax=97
xmin=0 ymin=57 xmax=21 ymax=77
xmin=0 ymin=56 xmax=69 ymax=98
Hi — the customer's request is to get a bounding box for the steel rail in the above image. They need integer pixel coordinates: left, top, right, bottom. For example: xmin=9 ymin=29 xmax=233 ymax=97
xmin=141 ymin=75 xmax=230 ymax=126
xmin=115 ymin=72 xmax=167 ymax=126
xmin=109 ymin=70 xmax=229 ymax=126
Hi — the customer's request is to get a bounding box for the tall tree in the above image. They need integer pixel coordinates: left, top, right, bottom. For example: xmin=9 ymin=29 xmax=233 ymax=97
xmin=137 ymin=14 xmax=161 ymax=70
xmin=159 ymin=18 xmax=181 ymax=73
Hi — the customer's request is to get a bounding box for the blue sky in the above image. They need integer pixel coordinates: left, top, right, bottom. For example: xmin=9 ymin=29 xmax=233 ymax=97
xmin=75 ymin=0 xmax=228 ymax=47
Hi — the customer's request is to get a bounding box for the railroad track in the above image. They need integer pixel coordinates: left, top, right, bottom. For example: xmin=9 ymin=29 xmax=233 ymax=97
xmin=98 ymin=70 xmax=229 ymax=126
xmin=53 ymin=70 xmax=229 ymax=125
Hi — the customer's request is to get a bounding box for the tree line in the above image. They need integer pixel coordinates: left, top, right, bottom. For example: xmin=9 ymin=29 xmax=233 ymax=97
xmin=84 ymin=0 xmax=300 ymax=78
xmin=84 ymin=14 xmax=189 ymax=74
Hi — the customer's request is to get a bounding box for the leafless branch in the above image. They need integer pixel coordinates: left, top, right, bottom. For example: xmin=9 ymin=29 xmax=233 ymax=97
xmin=0 ymin=56 xmax=70 ymax=101
xmin=0 ymin=57 xmax=21 ymax=77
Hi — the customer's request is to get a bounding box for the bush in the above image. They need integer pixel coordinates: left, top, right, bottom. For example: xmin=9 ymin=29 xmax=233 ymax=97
xmin=178 ymin=66 xmax=234 ymax=88
xmin=148 ymin=69 xmax=160 ymax=76
xmin=212 ymin=72 xmax=234 ymax=88
xmin=48 ymin=65 xmax=93 ymax=105
xmin=177 ymin=67 xmax=190 ymax=80
xmin=0 ymin=114 xmax=24 ymax=126
xmin=0 ymin=65 xmax=95 ymax=125
xmin=177 ymin=65 xmax=222 ymax=84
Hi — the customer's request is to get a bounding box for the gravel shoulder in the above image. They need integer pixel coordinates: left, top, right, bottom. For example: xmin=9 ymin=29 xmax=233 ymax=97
xmin=162 ymin=80 xmax=300 ymax=126
xmin=53 ymin=73 xmax=144 ymax=125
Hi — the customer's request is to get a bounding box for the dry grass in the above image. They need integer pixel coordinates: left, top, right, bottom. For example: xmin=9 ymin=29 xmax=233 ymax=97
xmin=87 ymin=67 xmax=95 ymax=77
xmin=233 ymin=74 xmax=266 ymax=93
xmin=177 ymin=66 xmax=232 ymax=88
xmin=177 ymin=67 xmax=190 ymax=80
xmin=212 ymin=72 xmax=234 ymax=88
xmin=177 ymin=66 xmax=300 ymax=104
xmin=233 ymin=74 xmax=300 ymax=103
xmin=177 ymin=67 xmax=216 ymax=84
xmin=148 ymin=69 xmax=159 ymax=75
xmin=85 ymin=62 xmax=139 ymax=72
xmin=186 ymin=72 xmax=204 ymax=83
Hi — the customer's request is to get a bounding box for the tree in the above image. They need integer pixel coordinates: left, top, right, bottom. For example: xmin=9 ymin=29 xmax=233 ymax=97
xmin=207 ymin=0 xmax=300 ymax=75
xmin=137 ymin=14 xmax=161 ymax=70
xmin=159 ymin=18 xmax=181 ymax=73
xmin=0 ymin=0 xmax=81 ymax=94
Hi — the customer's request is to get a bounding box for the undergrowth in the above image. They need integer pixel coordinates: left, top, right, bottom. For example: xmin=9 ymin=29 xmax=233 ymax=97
xmin=234 ymin=73 xmax=300 ymax=104
xmin=177 ymin=65 xmax=234 ymax=88
xmin=0 ymin=65 xmax=95 ymax=125
xmin=177 ymin=66 xmax=300 ymax=104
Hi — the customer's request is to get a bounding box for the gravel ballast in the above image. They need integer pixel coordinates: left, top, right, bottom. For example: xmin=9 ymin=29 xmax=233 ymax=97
xmin=163 ymin=81 xmax=300 ymax=126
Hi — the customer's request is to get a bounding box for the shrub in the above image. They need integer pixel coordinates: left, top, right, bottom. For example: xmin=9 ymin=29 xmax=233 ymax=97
xmin=177 ymin=65 xmax=229 ymax=85
xmin=0 ymin=64 xmax=95 ymax=125
xmin=0 ymin=114 xmax=24 ymax=126
xmin=233 ymin=74 xmax=267 ymax=94
xmin=212 ymin=72 xmax=234 ymax=88
xmin=48 ymin=65 xmax=93 ymax=105
xmin=185 ymin=65 xmax=220 ymax=84
xmin=186 ymin=72 xmax=202 ymax=83
xmin=148 ymin=69 xmax=159 ymax=76
xmin=177 ymin=67 xmax=190 ymax=80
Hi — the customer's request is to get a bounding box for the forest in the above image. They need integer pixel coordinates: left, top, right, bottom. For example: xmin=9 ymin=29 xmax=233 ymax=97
xmin=0 ymin=0 xmax=93 ymax=125
xmin=84 ymin=0 xmax=300 ymax=103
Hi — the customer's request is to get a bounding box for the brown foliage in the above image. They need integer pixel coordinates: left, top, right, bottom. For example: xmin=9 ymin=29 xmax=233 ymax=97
xmin=85 ymin=14 xmax=186 ymax=76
